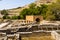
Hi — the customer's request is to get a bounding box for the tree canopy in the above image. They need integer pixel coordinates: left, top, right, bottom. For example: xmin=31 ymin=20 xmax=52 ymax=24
xmin=20 ymin=1 xmax=60 ymax=21
xmin=20 ymin=3 xmax=48 ymax=19
xmin=46 ymin=0 xmax=60 ymax=20
xmin=1 ymin=10 xmax=8 ymax=15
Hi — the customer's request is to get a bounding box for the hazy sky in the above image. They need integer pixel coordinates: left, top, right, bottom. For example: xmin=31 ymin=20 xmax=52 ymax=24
xmin=0 ymin=0 xmax=35 ymax=10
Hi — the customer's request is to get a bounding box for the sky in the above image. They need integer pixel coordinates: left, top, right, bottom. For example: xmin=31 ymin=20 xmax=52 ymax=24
xmin=0 ymin=0 xmax=35 ymax=10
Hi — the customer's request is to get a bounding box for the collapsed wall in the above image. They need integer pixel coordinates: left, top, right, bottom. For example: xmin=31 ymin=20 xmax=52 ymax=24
xmin=51 ymin=31 xmax=60 ymax=40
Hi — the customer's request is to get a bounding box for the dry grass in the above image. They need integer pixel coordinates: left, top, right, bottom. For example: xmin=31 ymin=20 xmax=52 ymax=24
xmin=21 ymin=35 xmax=54 ymax=40
xmin=21 ymin=32 xmax=55 ymax=40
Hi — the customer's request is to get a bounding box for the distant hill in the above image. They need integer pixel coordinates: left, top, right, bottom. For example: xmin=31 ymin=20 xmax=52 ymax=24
xmin=7 ymin=7 xmax=28 ymax=17
xmin=35 ymin=0 xmax=57 ymax=6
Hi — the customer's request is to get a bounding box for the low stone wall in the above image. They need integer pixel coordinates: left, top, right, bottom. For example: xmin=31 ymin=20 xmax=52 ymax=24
xmin=0 ymin=33 xmax=7 ymax=40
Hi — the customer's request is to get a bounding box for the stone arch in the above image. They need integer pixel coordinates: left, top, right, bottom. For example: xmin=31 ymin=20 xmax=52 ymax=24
xmin=35 ymin=18 xmax=40 ymax=22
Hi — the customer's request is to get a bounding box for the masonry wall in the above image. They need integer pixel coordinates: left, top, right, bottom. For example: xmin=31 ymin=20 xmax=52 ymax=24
xmin=26 ymin=15 xmax=43 ymax=22
xmin=26 ymin=16 xmax=34 ymax=21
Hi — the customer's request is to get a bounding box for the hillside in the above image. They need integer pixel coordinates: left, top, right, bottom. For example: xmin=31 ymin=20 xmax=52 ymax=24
xmin=7 ymin=7 xmax=22 ymax=16
xmin=7 ymin=4 xmax=30 ymax=16
xmin=35 ymin=0 xmax=57 ymax=6
xmin=6 ymin=0 xmax=57 ymax=17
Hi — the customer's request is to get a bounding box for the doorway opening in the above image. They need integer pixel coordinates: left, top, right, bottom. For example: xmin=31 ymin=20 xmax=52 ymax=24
xmin=35 ymin=18 xmax=40 ymax=22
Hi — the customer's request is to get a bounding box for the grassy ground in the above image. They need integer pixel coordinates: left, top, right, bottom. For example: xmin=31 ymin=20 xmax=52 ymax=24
xmin=21 ymin=36 xmax=54 ymax=40
xmin=21 ymin=32 xmax=54 ymax=40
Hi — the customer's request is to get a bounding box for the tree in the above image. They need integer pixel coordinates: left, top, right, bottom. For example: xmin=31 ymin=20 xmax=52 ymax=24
xmin=11 ymin=15 xmax=21 ymax=20
xmin=20 ymin=8 xmax=29 ymax=19
xmin=3 ymin=15 xmax=10 ymax=19
xmin=20 ymin=4 xmax=48 ymax=19
xmin=29 ymin=3 xmax=36 ymax=9
xmin=46 ymin=10 xmax=55 ymax=20
xmin=3 ymin=15 xmax=6 ymax=19
xmin=1 ymin=10 xmax=10 ymax=19
xmin=17 ymin=16 xmax=21 ymax=19
xmin=40 ymin=4 xmax=48 ymax=19
xmin=46 ymin=0 xmax=60 ymax=20
xmin=1 ymin=10 xmax=8 ymax=15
